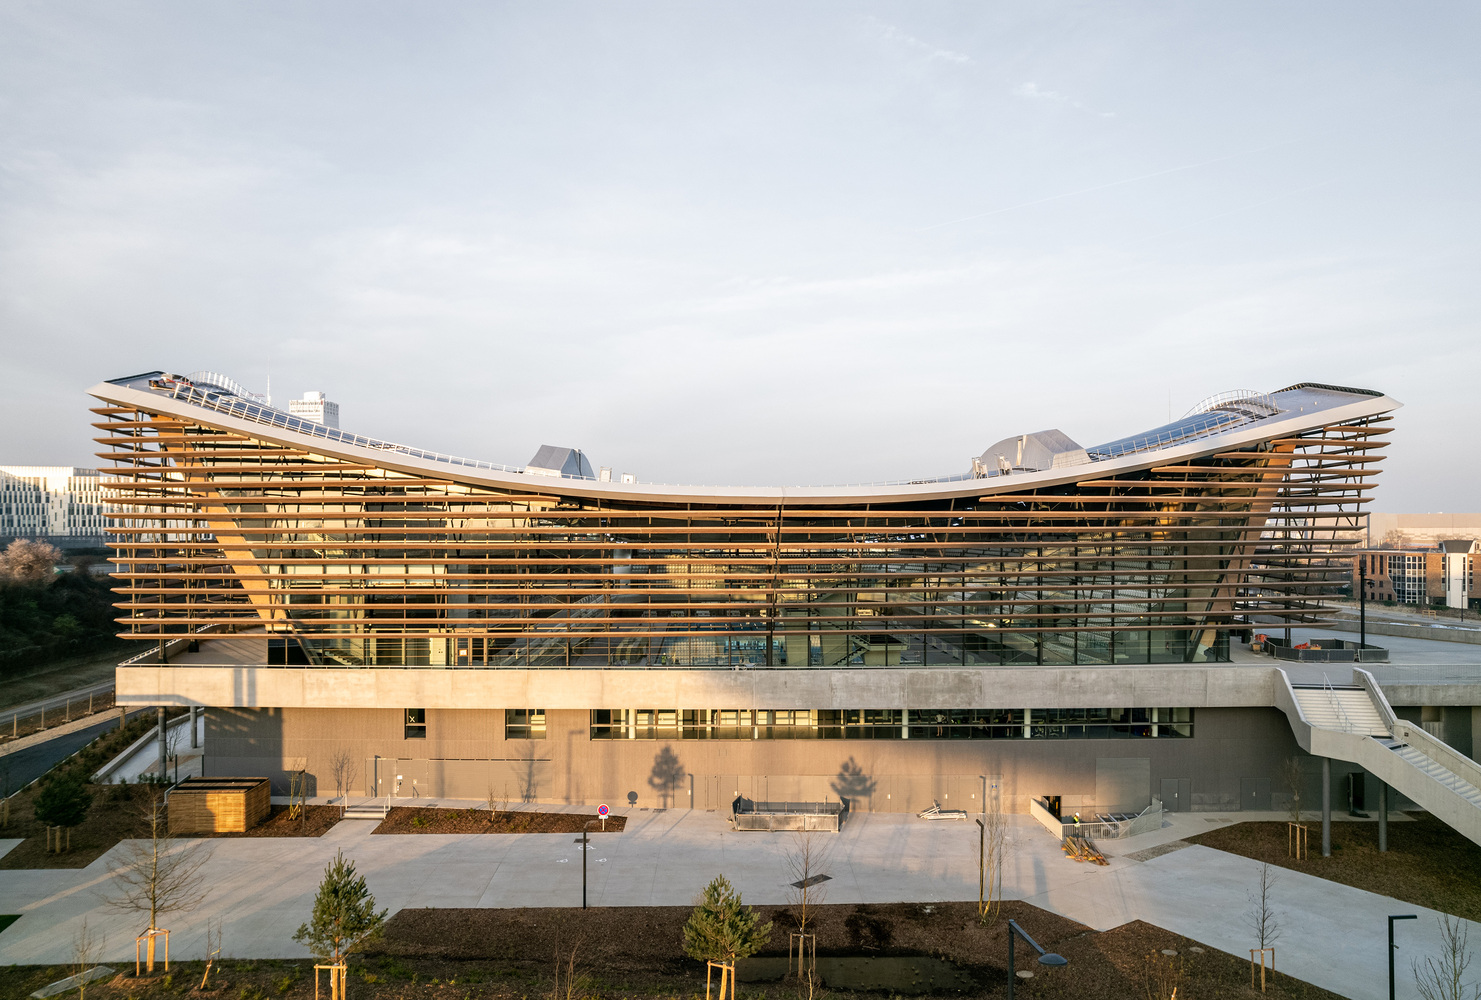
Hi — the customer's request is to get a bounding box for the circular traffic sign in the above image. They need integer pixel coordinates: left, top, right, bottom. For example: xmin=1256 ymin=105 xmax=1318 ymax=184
xmin=597 ymin=804 xmax=609 ymax=817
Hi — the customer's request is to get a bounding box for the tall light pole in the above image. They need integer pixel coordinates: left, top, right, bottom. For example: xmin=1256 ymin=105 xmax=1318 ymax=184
xmin=1389 ymin=913 xmax=1416 ymax=1000
xmin=1006 ymin=920 xmax=1067 ymax=1000
xmin=576 ymin=820 xmax=599 ymax=909
xmin=1360 ymin=551 xmax=1368 ymax=649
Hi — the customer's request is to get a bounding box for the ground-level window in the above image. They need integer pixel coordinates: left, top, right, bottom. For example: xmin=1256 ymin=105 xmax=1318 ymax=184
xmin=589 ymin=707 xmax=1193 ymax=739
xmin=404 ymin=708 xmax=427 ymax=739
xmin=506 ymin=709 xmax=546 ymax=739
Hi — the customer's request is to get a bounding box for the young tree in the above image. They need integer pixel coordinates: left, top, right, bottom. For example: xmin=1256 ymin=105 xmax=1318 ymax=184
xmin=293 ymin=848 xmax=387 ymax=998
xmin=1281 ymin=756 xmax=1304 ymax=824
xmin=34 ymin=772 xmax=92 ymax=851
xmin=1413 ymin=914 xmax=1480 ymax=1000
xmin=104 ymin=792 xmax=212 ymax=972
xmin=785 ymin=831 xmax=831 ymax=936
xmin=683 ymin=874 xmax=772 ymax=1000
xmin=1246 ymin=863 xmax=1282 ymax=950
xmin=978 ymin=776 xmax=1008 ymax=926
xmin=69 ymin=917 xmax=105 ymax=1000
xmin=330 ymin=748 xmax=357 ymax=816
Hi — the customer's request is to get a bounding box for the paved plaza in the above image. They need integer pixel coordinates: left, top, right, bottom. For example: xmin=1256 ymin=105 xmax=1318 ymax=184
xmin=0 ymin=804 xmax=1475 ymax=1000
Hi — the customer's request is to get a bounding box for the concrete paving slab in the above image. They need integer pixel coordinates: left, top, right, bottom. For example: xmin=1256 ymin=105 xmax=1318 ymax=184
xmin=0 ymin=809 xmax=1474 ymax=1000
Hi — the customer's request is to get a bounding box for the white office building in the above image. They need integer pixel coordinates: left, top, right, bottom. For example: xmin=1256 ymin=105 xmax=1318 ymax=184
xmin=0 ymin=466 xmax=113 ymax=542
xmin=288 ymin=391 xmax=339 ymax=428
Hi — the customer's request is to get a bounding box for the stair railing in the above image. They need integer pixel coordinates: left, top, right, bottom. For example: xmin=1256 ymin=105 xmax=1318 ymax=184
xmin=1322 ymin=672 xmax=1356 ymax=733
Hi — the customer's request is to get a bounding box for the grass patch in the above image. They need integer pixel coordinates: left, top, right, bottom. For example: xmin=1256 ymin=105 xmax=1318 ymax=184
xmin=1187 ymin=813 xmax=1481 ymax=921
xmin=0 ymin=914 xmax=19 ymax=934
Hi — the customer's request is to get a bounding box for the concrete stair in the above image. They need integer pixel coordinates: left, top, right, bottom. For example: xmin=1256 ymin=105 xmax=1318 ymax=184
xmin=343 ymin=800 xmax=389 ymax=820
xmin=1291 ymin=686 xmax=1390 ymax=736
xmin=1378 ymin=739 xmax=1481 ymax=809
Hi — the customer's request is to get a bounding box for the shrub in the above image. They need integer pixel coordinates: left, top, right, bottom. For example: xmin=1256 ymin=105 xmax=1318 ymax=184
xmin=34 ymin=773 xmax=92 ymax=830
xmin=682 ymin=875 xmax=772 ymax=964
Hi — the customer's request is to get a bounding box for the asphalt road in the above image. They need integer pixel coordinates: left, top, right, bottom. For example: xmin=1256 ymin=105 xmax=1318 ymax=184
xmin=0 ymin=710 xmax=149 ymax=795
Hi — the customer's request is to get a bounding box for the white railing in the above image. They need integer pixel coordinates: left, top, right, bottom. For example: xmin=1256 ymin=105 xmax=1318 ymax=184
xmin=143 ymin=380 xmax=1280 ymax=492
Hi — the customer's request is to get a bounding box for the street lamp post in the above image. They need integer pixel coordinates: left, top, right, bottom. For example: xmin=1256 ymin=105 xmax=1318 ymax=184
xmin=576 ymin=820 xmax=599 ymax=910
xmin=1389 ymin=914 xmax=1416 ymax=1000
xmin=1360 ymin=554 xmax=1368 ymax=648
xmin=1006 ymin=919 xmax=1067 ymax=1000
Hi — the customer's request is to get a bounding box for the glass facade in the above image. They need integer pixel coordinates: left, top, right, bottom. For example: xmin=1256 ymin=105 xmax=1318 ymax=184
xmin=589 ymin=708 xmax=1193 ymax=740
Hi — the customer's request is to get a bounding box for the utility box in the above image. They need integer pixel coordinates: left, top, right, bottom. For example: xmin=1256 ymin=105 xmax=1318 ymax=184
xmin=167 ymin=776 xmax=271 ymax=833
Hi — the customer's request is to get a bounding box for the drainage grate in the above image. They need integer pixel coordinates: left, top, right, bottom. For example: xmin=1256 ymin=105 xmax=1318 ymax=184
xmin=790 ymin=874 xmax=832 ymax=889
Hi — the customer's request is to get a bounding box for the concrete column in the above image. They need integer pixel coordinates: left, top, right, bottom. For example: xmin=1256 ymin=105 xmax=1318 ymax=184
xmin=190 ymin=706 xmax=198 ymax=749
xmin=1379 ymin=781 xmax=1388 ymax=853
xmin=1321 ymin=757 xmax=1332 ymax=857
xmin=156 ymin=707 xmax=167 ymax=780
xmin=901 ymin=708 xmax=909 ymax=740
xmin=1023 ymin=708 xmax=1032 ymax=739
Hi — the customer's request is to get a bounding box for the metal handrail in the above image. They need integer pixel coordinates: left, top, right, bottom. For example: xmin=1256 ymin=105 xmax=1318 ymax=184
xmin=1322 ymin=672 xmax=1357 ymax=733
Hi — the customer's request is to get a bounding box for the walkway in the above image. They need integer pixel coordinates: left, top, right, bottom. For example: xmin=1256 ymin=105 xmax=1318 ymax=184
xmin=0 ymin=808 xmax=1472 ymax=1000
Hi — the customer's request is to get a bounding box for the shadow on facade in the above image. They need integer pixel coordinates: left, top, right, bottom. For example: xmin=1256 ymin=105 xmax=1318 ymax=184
xmin=832 ymin=755 xmax=876 ymax=805
xmin=648 ymin=746 xmax=685 ymax=808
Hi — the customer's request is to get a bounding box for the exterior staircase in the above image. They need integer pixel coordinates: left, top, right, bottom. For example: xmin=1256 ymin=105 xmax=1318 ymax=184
xmin=343 ymin=798 xmax=390 ymax=820
xmin=1377 ymin=739 xmax=1481 ymax=810
xmin=1277 ymin=668 xmax=1481 ymax=848
xmin=1290 ymin=684 xmax=1390 ymax=736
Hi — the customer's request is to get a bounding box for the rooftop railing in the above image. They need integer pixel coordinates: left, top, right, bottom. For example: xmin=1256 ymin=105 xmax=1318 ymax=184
xmin=133 ymin=380 xmax=1290 ymax=492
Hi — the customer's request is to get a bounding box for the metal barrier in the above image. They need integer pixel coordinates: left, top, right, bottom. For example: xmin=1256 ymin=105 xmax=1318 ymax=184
xmin=1 ymin=688 xmax=118 ymax=746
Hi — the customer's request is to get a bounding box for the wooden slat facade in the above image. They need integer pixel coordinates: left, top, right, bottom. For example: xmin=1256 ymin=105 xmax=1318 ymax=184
xmin=93 ymin=392 xmax=1390 ymax=668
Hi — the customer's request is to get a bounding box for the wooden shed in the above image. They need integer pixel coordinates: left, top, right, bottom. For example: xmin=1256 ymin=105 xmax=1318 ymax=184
xmin=167 ymin=777 xmax=272 ymax=834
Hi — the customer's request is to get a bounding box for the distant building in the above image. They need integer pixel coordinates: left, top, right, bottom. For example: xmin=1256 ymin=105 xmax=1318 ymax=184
xmin=1441 ymin=540 xmax=1480 ymax=610
xmin=1351 ymin=540 xmax=1481 ymax=610
xmin=288 ymin=391 xmax=339 ymax=428
xmin=1363 ymin=513 xmax=1481 ymax=548
xmin=0 ymin=466 xmax=113 ymax=546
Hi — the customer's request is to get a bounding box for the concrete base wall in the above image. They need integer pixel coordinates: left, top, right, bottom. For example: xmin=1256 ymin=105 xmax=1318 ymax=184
xmin=204 ymin=706 xmax=1319 ymax=815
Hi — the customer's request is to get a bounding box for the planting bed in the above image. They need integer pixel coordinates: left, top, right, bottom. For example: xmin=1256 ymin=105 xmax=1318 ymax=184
xmin=373 ymin=805 xmax=626 ymax=835
xmin=0 ymin=900 xmax=1343 ymax=998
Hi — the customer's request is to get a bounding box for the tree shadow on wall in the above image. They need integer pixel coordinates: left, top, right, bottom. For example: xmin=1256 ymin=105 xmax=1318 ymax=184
xmin=518 ymin=757 xmax=539 ymax=803
xmin=648 ymin=747 xmax=685 ymax=809
xmin=831 ymin=756 xmax=876 ymax=806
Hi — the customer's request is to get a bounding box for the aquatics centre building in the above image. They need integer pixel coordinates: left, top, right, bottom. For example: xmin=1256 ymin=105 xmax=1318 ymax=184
xmin=98 ymin=372 xmax=1462 ymax=825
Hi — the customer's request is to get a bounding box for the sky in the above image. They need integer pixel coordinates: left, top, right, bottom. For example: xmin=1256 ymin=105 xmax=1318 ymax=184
xmin=1 ymin=2 xmax=1477 ymax=509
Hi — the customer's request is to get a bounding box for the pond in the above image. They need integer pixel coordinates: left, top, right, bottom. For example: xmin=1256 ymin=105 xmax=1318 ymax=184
xmin=737 ymin=955 xmax=977 ymax=994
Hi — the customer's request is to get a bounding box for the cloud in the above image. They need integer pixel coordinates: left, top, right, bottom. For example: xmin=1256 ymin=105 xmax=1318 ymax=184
xmin=1012 ymin=81 xmax=1116 ymax=118
xmin=866 ymin=16 xmax=972 ymax=65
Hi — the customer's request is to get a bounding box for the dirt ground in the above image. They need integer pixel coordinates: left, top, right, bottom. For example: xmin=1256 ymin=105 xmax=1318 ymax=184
xmin=1187 ymin=813 xmax=1481 ymax=921
xmin=214 ymin=803 xmax=341 ymax=838
xmin=0 ymin=901 xmax=1343 ymax=999
xmin=373 ymin=805 xmax=627 ymax=835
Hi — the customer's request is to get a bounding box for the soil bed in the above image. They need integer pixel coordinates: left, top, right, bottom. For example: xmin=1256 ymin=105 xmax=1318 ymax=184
xmin=1187 ymin=813 xmax=1481 ymax=921
xmin=208 ymin=803 xmax=340 ymax=838
xmin=0 ymin=900 xmax=1343 ymax=999
xmin=373 ymin=805 xmax=626 ymax=835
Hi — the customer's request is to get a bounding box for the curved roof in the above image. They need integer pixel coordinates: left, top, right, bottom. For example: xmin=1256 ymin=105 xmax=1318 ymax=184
xmin=90 ymin=372 xmax=1399 ymax=505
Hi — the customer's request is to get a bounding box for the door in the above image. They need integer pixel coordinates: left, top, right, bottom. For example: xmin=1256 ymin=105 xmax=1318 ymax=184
xmin=1160 ymin=778 xmax=1192 ymax=812
xmin=1240 ymin=777 xmax=1271 ymax=811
